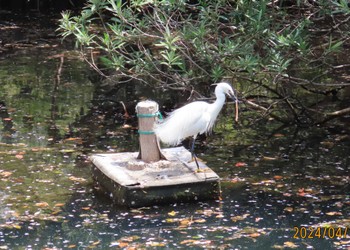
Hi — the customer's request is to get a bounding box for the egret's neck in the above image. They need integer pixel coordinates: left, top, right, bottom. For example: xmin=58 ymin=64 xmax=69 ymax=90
xmin=209 ymin=92 xmax=226 ymax=117
xmin=215 ymin=92 xmax=226 ymax=105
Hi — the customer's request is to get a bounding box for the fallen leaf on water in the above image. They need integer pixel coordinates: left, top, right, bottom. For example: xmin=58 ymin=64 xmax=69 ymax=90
xmin=15 ymin=154 xmax=24 ymax=160
xmin=64 ymin=139 xmax=83 ymax=145
xmin=111 ymin=237 xmax=141 ymax=248
xmin=0 ymin=223 xmax=21 ymax=230
xmin=252 ymin=179 xmax=276 ymax=186
xmin=51 ymin=210 xmax=61 ymax=215
xmin=230 ymin=177 xmax=245 ymax=183
xmin=133 ymin=214 xmax=144 ymax=219
xmin=235 ymin=162 xmax=247 ymax=167
xmin=90 ymin=240 xmax=100 ymax=246
xmin=240 ymin=227 xmax=265 ymax=236
xmin=262 ymin=156 xmax=278 ymax=161
xmin=117 ymin=236 xmax=140 ymax=244
xmin=334 ymin=240 xmax=350 ymax=246
xmin=117 ymin=242 xmax=129 ymax=248
xmin=13 ymin=177 xmax=25 ymax=183
xmin=179 ymin=218 xmax=193 ymax=227
xmin=12 ymin=224 xmax=22 ymax=229
xmin=165 ymin=218 xmax=177 ymax=223
xmin=64 ymin=137 xmax=82 ymax=142
xmin=231 ymin=213 xmax=250 ymax=222
xmin=248 ymin=232 xmax=261 ymax=238
xmin=0 ymin=171 xmax=12 ymax=178
xmin=168 ymin=211 xmax=178 ymax=216
xmin=146 ymin=241 xmax=166 ymax=247
xmin=180 ymin=239 xmax=196 ymax=245
xmin=326 ymin=211 xmax=342 ymax=216
xmin=31 ymin=147 xmax=53 ymax=152
xmin=194 ymin=218 xmax=206 ymax=223
xmin=196 ymin=209 xmax=214 ymax=216
xmin=320 ymin=141 xmax=334 ymax=148
xmin=215 ymin=213 xmax=224 ymax=219
xmin=122 ymin=124 xmax=132 ymax=129
xmin=273 ymin=175 xmax=283 ymax=180
xmin=271 ymin=244 xmax=284 ymax=249
xmin=35 ymin=202 xmax=49 ymax=208
xmin=283 ymin=241 xmax=298 ymax=248
xmin=180 ymin=239 xmax=211 ymax=246
xmin=130 ymin=208 xmax=144 ymax=213
xmin=297 ymin=188 xmax=305 ymax=197
xmin=255 ymin=217 xmax=263 ymax=222
xmin=69 ymin=176 xmax=87 ymax=183
xmin=10 ymin=211 xmax=19 ymax=218
xmin=314 ymin=209 xmax=321 ymax=214
xmin=60 ymin=149 xmax=76 ymax=153
xmin=284 ymin=207 xmax=294 ymax=212
xmin=54 ymin=203 xmax=65 ymax=207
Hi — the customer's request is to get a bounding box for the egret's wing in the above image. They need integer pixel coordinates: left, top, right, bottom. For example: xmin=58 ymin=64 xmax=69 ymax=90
xmin=154 ymin=101 xmax=209 ymax=146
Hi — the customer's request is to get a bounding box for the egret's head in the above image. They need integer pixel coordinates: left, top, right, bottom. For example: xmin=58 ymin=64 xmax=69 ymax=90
xmin=214 ymin=82 xmax=239 ymax=122
xmin=214 ymin=82 xmax=237 ymax=101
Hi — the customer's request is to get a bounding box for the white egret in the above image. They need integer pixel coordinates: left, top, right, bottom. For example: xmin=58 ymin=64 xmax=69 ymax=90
xmin=154 ymin=82 xmax=238 ymax=169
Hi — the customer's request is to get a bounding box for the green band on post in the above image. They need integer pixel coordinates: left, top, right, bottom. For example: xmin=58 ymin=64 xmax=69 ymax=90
xmin=137 ymin=111 xmax=163 ymax=120
xmin=137 ymin=113 xmax=156 ymax=118
xmin=138 ymin=130 xmax=155 ymax=135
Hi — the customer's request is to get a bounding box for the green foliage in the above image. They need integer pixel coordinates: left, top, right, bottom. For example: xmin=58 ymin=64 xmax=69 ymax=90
xmin=58 ymin=0 xmax=350 ymax=86
xmin=332 ymin=0 xmax=350 ymax=14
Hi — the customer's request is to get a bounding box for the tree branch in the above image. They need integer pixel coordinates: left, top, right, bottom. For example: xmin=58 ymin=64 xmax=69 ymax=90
xmin=242 ymin=99 xmax=291 ymax=124
xmin=315 ymin=107 xmax=350 ymax=125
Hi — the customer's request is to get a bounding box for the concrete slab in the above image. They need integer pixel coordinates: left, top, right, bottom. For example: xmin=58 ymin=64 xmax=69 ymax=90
xmin=90 ymin=147 xmax=221 ymax=207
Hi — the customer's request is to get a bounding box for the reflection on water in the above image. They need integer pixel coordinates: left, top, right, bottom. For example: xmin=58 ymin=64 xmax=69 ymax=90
xmin=0 ymin=49 xmax=349 ymax=249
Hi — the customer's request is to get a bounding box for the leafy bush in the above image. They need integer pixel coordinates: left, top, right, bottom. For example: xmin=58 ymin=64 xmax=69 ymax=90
xmin=57 ymin=1 xmax=334 ymax=82
xmin=59 ymin=0 xmax=350 ymax=125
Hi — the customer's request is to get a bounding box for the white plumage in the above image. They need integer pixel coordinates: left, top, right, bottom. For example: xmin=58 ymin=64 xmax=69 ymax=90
xmin=154 ymin=82 xmax=237 ymax=146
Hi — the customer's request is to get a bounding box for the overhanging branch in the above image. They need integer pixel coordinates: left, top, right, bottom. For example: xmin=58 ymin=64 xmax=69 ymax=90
xmin=315 ymin=107 xmax=350 ymax=125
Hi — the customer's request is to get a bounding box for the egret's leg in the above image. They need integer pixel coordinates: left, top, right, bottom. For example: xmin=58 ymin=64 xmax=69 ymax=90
xmin=190 ymin=136 xmax=200 ymax=170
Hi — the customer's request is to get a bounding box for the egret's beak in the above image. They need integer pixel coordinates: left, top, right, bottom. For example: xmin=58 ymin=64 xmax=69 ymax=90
xmin=229 ymin=92 xmax=239 ymax=122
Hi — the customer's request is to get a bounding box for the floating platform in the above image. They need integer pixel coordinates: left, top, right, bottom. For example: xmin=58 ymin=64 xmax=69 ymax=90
xmin=90 ymin=147 xmax=221 ymax=207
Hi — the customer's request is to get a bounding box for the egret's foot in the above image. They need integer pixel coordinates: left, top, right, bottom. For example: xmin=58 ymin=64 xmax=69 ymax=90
xmin=194 ymin=167 xmax=210 ymax=173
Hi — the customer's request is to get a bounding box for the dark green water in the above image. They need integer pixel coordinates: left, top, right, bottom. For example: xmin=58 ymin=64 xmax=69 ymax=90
xmin=0 ymin=48 xmax=349 ymax=249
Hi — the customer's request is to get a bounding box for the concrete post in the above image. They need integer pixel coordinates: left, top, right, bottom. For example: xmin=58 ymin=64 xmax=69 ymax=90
xmin=135 ymin=100 xmax=162 ymax=162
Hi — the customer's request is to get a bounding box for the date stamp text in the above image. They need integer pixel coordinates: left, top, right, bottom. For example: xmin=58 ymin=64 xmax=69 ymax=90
xmin=293 ymin=226 xmax=348 ymax=239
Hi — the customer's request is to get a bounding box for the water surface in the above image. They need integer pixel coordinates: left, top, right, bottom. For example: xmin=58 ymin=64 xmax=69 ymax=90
xmin=0 ymin=48 xmax=349 ymax=249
